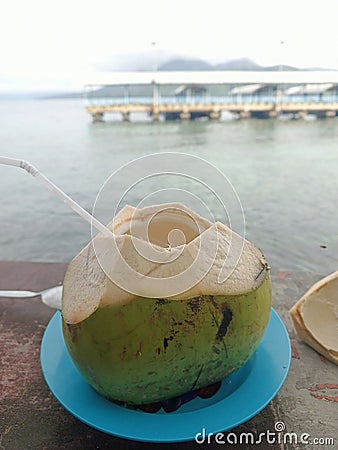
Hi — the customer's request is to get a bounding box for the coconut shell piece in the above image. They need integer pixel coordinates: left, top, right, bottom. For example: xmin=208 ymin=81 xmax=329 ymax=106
xmin=290 ymin=271 xmax=338 ymax=365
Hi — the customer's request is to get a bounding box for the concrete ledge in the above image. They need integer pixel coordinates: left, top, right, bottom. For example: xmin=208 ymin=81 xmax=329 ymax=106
xmin=0 ymin=262 xmax=336 ymax=449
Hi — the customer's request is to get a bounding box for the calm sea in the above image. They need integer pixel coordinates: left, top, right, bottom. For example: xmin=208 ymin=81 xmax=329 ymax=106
xmin=0 ymin=98 xmax=337 ymax=274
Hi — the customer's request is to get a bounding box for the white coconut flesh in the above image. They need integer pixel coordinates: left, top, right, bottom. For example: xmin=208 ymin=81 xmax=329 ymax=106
xmin=62 ymin=203 xmax=268 ymax=324
xmin=290 ymin=270 xmax=338 ymax=365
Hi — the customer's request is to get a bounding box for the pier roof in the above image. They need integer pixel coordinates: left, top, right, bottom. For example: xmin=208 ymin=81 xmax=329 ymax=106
xmin=285 ymin=83 xmax=335 ymax=95
xmin=83 ymin=70 xmax=338 ymax=87
xmin=230 ymin=84 xmax=265 ymax=94
xmin=173 ymin=85 xmax=207 ymax=95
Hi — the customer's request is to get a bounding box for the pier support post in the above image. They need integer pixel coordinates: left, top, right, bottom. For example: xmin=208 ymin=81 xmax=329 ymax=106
xmin=326 ymin=110 xmax=335 ymax=118
xmin=122 ymin=111 xmax=130 ymax=122
xmin=152 ymin=109 xmax=160 ymax=121
xmin=209 ymin=110 xmax=221 ymax=120
xmin=239 ymin=111 xmax=251 ymax=119
xmin=180 ymin=111 xmax=191 ymax=120
xmin=298 ymin=111 xmax=308 ymax=120
xmin=92 ymin=112 xmax=104 ymax=123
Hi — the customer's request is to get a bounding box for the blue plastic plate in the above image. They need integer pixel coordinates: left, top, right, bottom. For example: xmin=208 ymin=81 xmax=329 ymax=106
xmin=41 ymin=308 xmax=290 ymax=442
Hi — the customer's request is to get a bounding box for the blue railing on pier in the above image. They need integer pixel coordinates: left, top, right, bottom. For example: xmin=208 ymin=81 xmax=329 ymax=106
xmin=84 ymin=95 xmax=338 ymax=107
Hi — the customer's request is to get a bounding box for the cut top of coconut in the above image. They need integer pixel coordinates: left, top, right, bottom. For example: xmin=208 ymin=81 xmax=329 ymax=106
xmin=290 ymin=271 xmax=338 ymax=360
xmin=62 ymin=203 xmax=268 ymax=324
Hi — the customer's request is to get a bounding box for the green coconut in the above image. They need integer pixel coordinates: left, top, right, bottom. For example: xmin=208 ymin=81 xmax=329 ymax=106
xmin=62 ymin=203 xmax=271 ymax=404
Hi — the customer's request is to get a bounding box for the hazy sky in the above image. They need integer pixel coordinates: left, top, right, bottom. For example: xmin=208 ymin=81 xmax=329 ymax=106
xmin=1 ymin=0 xmax=338 ymax=92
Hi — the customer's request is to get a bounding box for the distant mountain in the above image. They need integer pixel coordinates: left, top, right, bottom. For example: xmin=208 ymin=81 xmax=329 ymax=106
xmin=263 ymin=64 xmax=299 ymax=71
xmin=158 ymin=58 xmax=300 ymax=72
xmin=214 ymin=58 xmax=263 ymax=71
xmin=158 ymin=57 xmax=263 ymax=71
xmin=159 ymin=58 xmax=213 ymax=71
xmin=94 ymin=51 xmax=337 ymax=73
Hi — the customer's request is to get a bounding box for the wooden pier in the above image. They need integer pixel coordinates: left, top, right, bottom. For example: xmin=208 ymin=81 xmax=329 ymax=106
xmin=83 ymin=71 xmax=338 ymax=121
xmin=86 ymin=101 xmax=338 ymax=122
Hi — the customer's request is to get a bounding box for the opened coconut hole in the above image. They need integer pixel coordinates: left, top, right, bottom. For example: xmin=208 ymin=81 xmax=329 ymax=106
xmin=124 ymin=207 xmax=209 ymax=249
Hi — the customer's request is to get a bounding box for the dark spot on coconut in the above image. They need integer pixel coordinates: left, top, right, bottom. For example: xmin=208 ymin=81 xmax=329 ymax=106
xmin=188 ymin=298 xmax=202 ymax=313
xmin=163 ymin=337 xmax=169 ymax=350
xmin=170 ymin=327 xmax=180 ymax=336
xmin=216 ymin=307 xmax=233 ymax=341
xmin=119 ymin=349 xmax=127 ymax=360
xmin=156 ymin=298 xmax=170 ymax=306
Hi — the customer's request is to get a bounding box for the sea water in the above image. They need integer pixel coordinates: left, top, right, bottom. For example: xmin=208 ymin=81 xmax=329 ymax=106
xmin=0 ymin=98 xmax=337 ymax=273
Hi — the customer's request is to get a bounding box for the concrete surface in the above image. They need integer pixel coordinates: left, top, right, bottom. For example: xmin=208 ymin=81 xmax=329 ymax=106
xmin=0 ymin=261 xmax=337 ymax=450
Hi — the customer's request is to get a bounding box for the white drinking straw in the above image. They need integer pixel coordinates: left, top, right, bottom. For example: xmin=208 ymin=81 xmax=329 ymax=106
xmin=0 ymin=156 xmax=114 ymax=238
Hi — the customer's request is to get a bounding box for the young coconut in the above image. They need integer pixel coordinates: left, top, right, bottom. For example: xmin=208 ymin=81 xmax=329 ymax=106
xmin=62 ymin=203 xmax=271 ymax=404
xmin=290 ymin=271 xmax=338 ymax=365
